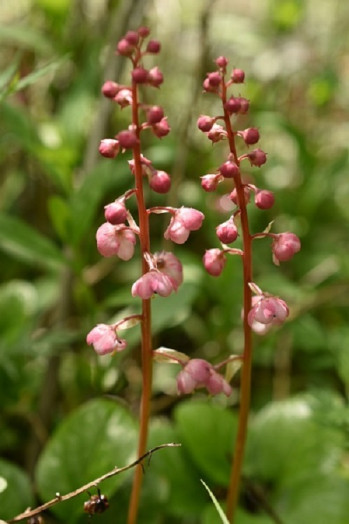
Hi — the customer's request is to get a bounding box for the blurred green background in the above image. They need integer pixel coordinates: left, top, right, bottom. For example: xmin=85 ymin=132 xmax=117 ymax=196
xmin=1 ymin=0 xmax=349 ymax=523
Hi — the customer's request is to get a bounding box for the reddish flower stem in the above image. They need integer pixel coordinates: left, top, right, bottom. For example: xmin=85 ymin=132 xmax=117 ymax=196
xmin=221 ymin=79 xmax=253 ymax=523
xmin=127 ymin=81 xmax=153 ymax=524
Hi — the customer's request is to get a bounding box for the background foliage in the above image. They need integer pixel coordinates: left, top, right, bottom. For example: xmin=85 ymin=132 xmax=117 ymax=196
xmin=1 ymin=0 xmax=349 ymax=522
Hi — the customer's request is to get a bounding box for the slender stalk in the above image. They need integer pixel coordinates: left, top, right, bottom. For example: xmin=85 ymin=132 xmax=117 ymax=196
xmin=127 ymin=81 xmax=153 ymax=524
xmin=222 ymin=81 xmax=253 ymax=523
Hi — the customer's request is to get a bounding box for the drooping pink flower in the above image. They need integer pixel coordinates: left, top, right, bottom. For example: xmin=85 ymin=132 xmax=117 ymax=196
xmin=96 ymin=223 xmax=136 ymax=260
xmin=86 ymin=324 xmax=127 ymax=355
xmin=272 ymin=233 xmax=301 ymax=265
xmin=203 ymin=248 xmax=226 ymax=276
xmin=154 ymin=251 xmax=183 ymax=290
xmin=131 ymin=270 xmax=175 ymax=299
xmin=177 ymin=358 xmax=232 ymax=397
xmin=152 ymin=117 xmax=170 ymax=138
xmin=114 ymin=88 xmax=133 ymax=108
xmin=197 ymin=115 xmax=215 ymax=132
xmin=147 ymin=66 xmax=164 ymax=87
xmin=207 ymin=123 xmax=227 ymax=143
xmin=248 ymin=296 xmax=289 ymax=335
xmin=164 ymin=207 xmax=204 ymax=244
xmin=101 ymin=81 xmax=120 ymax=98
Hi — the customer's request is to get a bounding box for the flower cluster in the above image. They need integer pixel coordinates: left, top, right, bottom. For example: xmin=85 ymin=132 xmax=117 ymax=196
xmin=198 ymin=57 xmax=301 ymax=333
xmin=86 ymin=28 xmax=203 ymax=357
xmin=177 ymin=358 xmax=232 ymax=397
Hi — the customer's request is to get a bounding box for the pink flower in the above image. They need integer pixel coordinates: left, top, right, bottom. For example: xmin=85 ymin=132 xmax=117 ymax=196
xmin=207 ymin=123 xmax=227 ymax=143
xmin=96 ymin=223 xmax=136 ymax=260
xmin=237 ymin=127 xmax=260 ymax=145
xmin=152 ymin=117 xmax=170 ymax=138
xmin=154 ymin=251 xmax=183 ymax=290
xmin=146 ymin=105 xmax=164 ymax=124
xmin=203 ymin=249 xmax=226 ymax=276
xmin=114 ymin=88 xmax=133 ymax=108
xmin=248 ymin=296 xmax=289 ymax=335
xmin=177 ymin=359 xmax=232 ymax=397
xmin=197 ymin=115 xmax=215 ymax=132
xmin=86 ymin=324 xmax=127 ymax=355
xmin=164 ymin=207 xmax=204 ymax=244
xmin=131 ymin=270 xmax=175 ymax=299
xmin=147 ymin=66 xmax=164 ymax=87
xmin=216 ymin=218 xmax=238 ymax=244
xmin=201 ymin=174 xmax=220 ymax=192
xmin=272 ymin=233 xmax=301 ymax=265
xmin=101 ymin=81 xmax=120 ymax=98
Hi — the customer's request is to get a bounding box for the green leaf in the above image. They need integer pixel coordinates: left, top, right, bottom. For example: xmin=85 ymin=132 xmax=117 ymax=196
xmin=0 ymin=459 xmax=34 ymax=520
xmin=276 ymin=474 xmax=349 ymax=524
xmin=15 ymin=57 xmax=68 ymax=91
xmin=48 ymin=195 xmax=71 ymax=242
xmin=245 ymin=396 xmax=343 ymax=486
xmin=0 ymin=280 xmax=37 ymax=347
xmin=0 ymin=25 xmax=53 ymax=54
xmin=147 ymin=418 xmax=208 ymax=517
xmin=35 ymin=398 xmax=137 ymax=521
xmin=0 ymin=213 xmax=66 ymax=270
xmin=175 ymin=400 xmax=238 ymax=485
xmin=201 ymin=479 xmax=229 ymax=523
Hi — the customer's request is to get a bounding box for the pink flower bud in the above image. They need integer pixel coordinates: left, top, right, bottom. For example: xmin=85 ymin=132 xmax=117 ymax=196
xmin=231 ymin=68 xmax=245 ymax=83
xmin=203 ymin=248 xmax=226 ymax=276
xmin=125 ymin=31 xmax=139 ymax=46
xmin=255 ymin=190 xmax=275 ymax=209
xmin=152 ymin=117 xmax=170 ymax=138
xmin=154 ymin=251 xmax=183 ymax=290
xmin=138 ymin=26 xmax=150 ymax=38
xmin=101 ymin=81 xmax=120 ymax=98
xmin=146 ymin=105 xmax=164 ymax=124
xmin=197 ymin=115 xmax=215 ymax=132
xmin=236 ymin=97 xmax=250 ymax=114
xmin=203 ymin=77 xmax=218 ymax=93
xmin=104 ymin=201 xmax=127 ymax=225
xmin=164 ymin=207 xmax=204 ymax=244
xmin=147 ymin=66 xmax=164 ymax=87
xmin=117 ymin=38 xmax=134 ymax=56
xmin=248 ymin=295 xmax=289 ymax=334
xmin=132 ymin=271 xmax=175 ymax=299
xmin=99 ymin=139 xmax=120 ymax=158
xmin=215 ymin=56 xmax=228 ymax=68
xmin=272 ymin=233 xmax=301 ymax=265
xmin=201 ymin=174 xmax=219 ymax=192
xmin=146 ymin=40 xmax=161 ymax=53
xmin=132 ymin=67 xmax=149 ymax=84
xmin=177 ymin=359 xmax=232 ymax=396
xmin=116 ymin=130 xmax=139 ymax=149
xmin=207 ymin=72 xmax=221 ymax=87
xmin=96 ymin=223 xmax=136 ymax=260
xmin=216 ymin=219 xmax=238 ymax=244
xmin=149 ymin=170 xmax=171 ymax=193
xmin=230 ymin=186 xmax=250 ymax=206
xmin=114 ymin=88 xmax=133 ymax=108
xmin=224 ymin=96 xmax=241 ymax=114
xmin=245 ymin=148 xmax=267 ymax=167
xmin=219 ymin=160 xmax=240 ymax=178
xmin=86 ymin=324 xmax=127 ymax=355
xmin=238 ymin=127 xmax=260 ymax=145
xmin=207 ymin=123 xmax=227 ymax=143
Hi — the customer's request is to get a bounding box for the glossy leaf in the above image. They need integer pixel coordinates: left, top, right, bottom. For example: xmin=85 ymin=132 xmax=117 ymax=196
xmin=0 ymin=459 xmax=34 ymax=520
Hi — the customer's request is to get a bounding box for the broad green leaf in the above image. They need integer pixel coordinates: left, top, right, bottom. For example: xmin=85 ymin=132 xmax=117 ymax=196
xmin=245 ymin=396 xmax=343 ymax=486
xmin=0 ymin=214 xmax=66 ymax=270
xmin=0 ymin=280 xmax=37 ymax=347
xmin=48 ymin=195 xmax=71 ymax=242
xmin=36 ymin=398 xmax=137 ymax=521
xmin=0 ymin=459 xmax=34 ymax=520
xmin=276 ymin=474 xmax=349 ymax=524
xmin=147 ymin=418 xmax=208 ymax=517
xmin=175 ymin=400 xmax=238 ymax=485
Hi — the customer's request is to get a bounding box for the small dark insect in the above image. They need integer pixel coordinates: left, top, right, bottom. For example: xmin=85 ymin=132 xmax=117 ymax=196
xmin=84 ymin=489 xmax=109 ymax=515
xmin=27 ymin=516 xmax=44 ymax=524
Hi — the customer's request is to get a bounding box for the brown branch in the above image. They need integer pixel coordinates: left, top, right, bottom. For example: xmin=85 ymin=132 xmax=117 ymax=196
xmin=8 ymin=443 xmax=180 ymax=523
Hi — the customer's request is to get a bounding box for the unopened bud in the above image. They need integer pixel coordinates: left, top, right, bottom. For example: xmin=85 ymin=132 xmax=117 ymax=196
xmin=116 ymin=130 xmax=139 ymax=149
xmin=124 ymin=31 xmax=139 ymax=46
xmin=238 ymin=127 xmax=260 ymax=145
xmin=138 ymin=26 xmax=150 ymax=38
xmin=216 ymin=219 xmax=238 ymax=244
xmin=146 ymin=105 xmax=164 ymax=124
xmin=197 ymin=115 xmax=215 ymax=132
xmin=152 ymin=117 xmax=170 ymax=138
xmin=231 ymin=68 xmax=245 ymax=83
xmin=255 ymin=190 xmax=275 ymax=209
xmin=215 ymin=56 xmax=228 ymax=68
xmin=246 ymin=148 xmax=267 ymax=167
xmin=132 ymin=67 xmax=149 ymax=84
xmin=101 ymin=81 xmax=119 ymax=98
xmin=104 ymin=201 xmax=127 ymax=224
xmin=219 ymin=160 xmax=239 ymax=178
xmin=99 ymin=139 xmax=120 ymax=158
xmin=117 ymin=38 xmax=134 ymax=56
xmin=224 ymin=97 xmax=241 ymax=114
xmin=147 ymin=66 xmax=164 ymax=87
xmin=146 ymin=40 xmax=161 ymax=53
xmin=149 ymin=170 xmax=171 ymax=193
